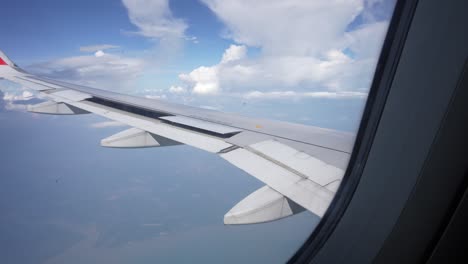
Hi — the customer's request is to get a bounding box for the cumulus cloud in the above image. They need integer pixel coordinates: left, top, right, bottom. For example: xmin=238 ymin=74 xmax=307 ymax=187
xmin=121 ymin=0 xmax=193 ymax=68
xmin=178 ymin=44 xmax=247 ymax=95
xmin=0 ymin=84 xmax=38 ymax=112
xmin=122 ymin=0 xmax=187 ymax=39
xmin=94 ymin=50 xmax=105 ymax=57
xmin=174 ymin=0 xmax=395 ymax=100
xmin=179 ymin=66 xmax=219 ymax=95
xmin=345 ymin=21 xmax=389 ymax=60
xmin=201 ymin=0 xmax=363 ymax=56
xmin=178 ymin=45 xmax=368 ymax=96
xmin=168 ymin=85 xmax=186 ymax=94
xmin=79 ymin=44 xmax=119 ymax=53
xmin=3 ymin=90 xmax=34 ymax=101
xmin=9 ymin=0 xmax=394 ymax=106
xmin=221 ymin=45 xmax=247 ymax=63
xmin=4 ymin=102 xmax=28 ymax=111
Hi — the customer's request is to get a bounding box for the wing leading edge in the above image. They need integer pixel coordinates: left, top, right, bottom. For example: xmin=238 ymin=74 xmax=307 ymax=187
xmin=0 ymin=50 xmax=354 ymax=224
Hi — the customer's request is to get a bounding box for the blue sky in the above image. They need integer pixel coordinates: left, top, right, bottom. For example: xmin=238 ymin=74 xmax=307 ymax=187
xmin=1 ymin=0 xmax=396 ymax=133
xmin=0 ymin=0 xmax=229 ymax=76
xmin=0 ymin=1 xmax=396 ymax=263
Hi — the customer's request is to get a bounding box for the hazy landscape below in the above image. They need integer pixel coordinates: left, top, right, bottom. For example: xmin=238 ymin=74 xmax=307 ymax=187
xmin=0 ymin=102 xmax=325 ymax=264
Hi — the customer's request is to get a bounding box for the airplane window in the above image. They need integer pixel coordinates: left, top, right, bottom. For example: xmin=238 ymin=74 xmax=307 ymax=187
xmin=0 ymin=0 xmax=396 ymax=263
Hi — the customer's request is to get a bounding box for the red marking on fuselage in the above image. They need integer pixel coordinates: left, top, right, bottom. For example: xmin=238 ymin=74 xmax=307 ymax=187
xmin=0 ymin=57 xmax=8 ymax=65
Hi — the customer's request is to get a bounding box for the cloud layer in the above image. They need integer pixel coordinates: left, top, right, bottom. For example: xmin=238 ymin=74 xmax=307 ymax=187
xmin=0 ymin=81 xmax=39 ymax=112
xmin=28 ymin=50 xmax=145 ymax=91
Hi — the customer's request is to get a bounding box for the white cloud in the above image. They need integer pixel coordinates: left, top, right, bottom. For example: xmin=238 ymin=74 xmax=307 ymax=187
xmin=345 ymin=21 xmax=389 ymax=60
xmin=178 ymin=45 xmax=368 ymax=95
xmin=145 ymin=94 xmax=167 ymax=100
xmin=173 ymin=1 xmax=392 ymax=99
xmin=22 ymin=0 xmax=189 ymax=95
xmin=304 ymin=91 xmax=367 ymax=99
xmin=9 ymin=0 xmax=392 ymax=108
xmin=122 ymin=0 xmax=187 ymax=39
xmin=243 ymin=90 xmax=367 ymax=100
xmin=179 ymin=66 xmax=220 ymax=95
xmin=221 ymin=44 xmax=247 ymax=64
xmin=201 ymin=0 xmax=363 ymax=56
xmin=168 ymin=85 xmax=186 ymax=94
xmin=27 ymin=53 xmax=145 ymax=91
xmin=94 ymin=50 xmax=105 ymax=57
xmin=178 ymin=44 xmax=248 ymax=95
xmin=80 ymin=44 xmax=119 ymax=53
xmin=1 ymin=88 xmax=36 ymax=112
xmin=3 ymin=90 xmax=34 ymax=101
xmin=24 ymin=1 xmax=190 ymax=95
xmin=121 ymin=0 xmax=191 ymax=69
xmin=4 ymin=101 xmax=28 ymax=111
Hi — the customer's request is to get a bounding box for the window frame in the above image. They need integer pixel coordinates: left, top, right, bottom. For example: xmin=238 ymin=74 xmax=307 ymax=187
xmin=289 ymin=0 xmax=420 ymax=262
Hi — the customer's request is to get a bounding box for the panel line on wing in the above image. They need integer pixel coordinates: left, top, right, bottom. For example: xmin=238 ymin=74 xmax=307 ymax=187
xmin=218 ymin=145 xmax=240 ymax=154
xmin=244 ymin=145 xmax=309 ymax=180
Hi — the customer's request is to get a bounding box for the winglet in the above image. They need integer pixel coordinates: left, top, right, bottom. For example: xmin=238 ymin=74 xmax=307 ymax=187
xmin=0 ymin=49 xmax=28 ymax=75
xmin=0 ymin=49 xmax=13 ymax=67
xmin=0 ymin=57 xmax=7 ymax=66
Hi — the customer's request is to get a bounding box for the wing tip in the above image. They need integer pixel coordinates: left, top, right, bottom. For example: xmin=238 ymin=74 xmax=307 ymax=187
xmin=0 ymin=49 xmax=20 ymax=69
xmin=0 ymin=49 xmax=11 ymax=67
xmin=0 ymin=57 xmax=8 ymax=66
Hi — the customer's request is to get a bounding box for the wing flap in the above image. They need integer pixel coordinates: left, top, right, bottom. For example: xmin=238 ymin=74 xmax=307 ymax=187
xmin=248 ymin=140 xmax=344 ymax=186
xmin=220 ymin=147 xmax=335 ymax=217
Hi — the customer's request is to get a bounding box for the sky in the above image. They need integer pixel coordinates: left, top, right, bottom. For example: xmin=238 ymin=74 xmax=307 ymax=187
xmin=0 ymin=0 xmax=395 ymax=263
xmin=1 ymin=0 xmax=396 ymax=131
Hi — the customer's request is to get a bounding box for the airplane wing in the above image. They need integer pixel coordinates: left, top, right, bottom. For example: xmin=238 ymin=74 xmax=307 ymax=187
xmin=0 ymin=50 xmax=355 ymax=224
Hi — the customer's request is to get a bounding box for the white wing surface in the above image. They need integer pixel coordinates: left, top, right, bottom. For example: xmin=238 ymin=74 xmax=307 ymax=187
xmin=0 ymin=50 xmax=355 ymax=224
